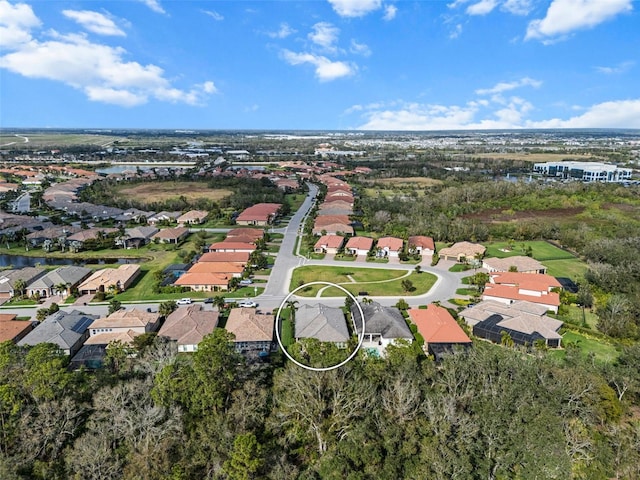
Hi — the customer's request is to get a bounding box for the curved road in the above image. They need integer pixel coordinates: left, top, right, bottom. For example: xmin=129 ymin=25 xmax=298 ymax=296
xmin=255 ymin=183 xmax=467 ymax=311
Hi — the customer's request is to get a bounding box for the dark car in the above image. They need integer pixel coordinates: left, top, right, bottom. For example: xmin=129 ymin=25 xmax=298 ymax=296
xmin=203 ymin=297 xmax=214 ymax=304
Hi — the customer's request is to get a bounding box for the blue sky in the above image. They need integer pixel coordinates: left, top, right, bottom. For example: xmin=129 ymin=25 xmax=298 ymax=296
xmin=1 ymin=0 xmax=638 ymax=130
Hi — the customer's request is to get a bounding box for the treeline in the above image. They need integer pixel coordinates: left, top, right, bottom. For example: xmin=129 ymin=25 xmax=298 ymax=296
xmin=1 ymin=334 xmax=639 ymax=479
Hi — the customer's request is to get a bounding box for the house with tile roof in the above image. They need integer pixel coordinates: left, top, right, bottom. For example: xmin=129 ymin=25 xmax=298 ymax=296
xmin=147 ymin=211 xmax=181 ymax=225
xmin=345 ymin=236 xmax=374 ymax=256
xmin=198 ymin=251 xmax=250 ymax=264
xmin=314 ymin=235 xmax=345 ymax=254
xmin=351 ymin=302 xmax=413 ymax=356
xmin=174 ymin=272 xmax=230 ymax=292
xmin=187 ymin=261 xmax=245 ymax=277
xmin=438 ymin=241 xmax=486 ymax=262
xmin=408 ymin=236 xmax=435 ymax=257
xmin=18 ymin=310 xmax=97 ymax=356
xmin=295 ymin=303 xmax=350 ymax=348
xmin=236 ymin=203 xmax=282 ymax=226
xmin=314 ymin=215 xmax=351 ymax=228
xmin=376 ymin=236 xmax=404 ymax=258
xmin=482 ymin=256 xmax=547 ymax=274
xmin=482 ymin=272 xmax=561 ymax=313
xmin=408 ymin=305 xmax=471 ymax=360
xmin=225 ymin=308 xmax=275 ymax=353
xmin=85 ymin=308 xmax=160 ymax=346
xmin=158 ymin=304 xmax=219 ymax=352
xmin=312 ymin=223 xmax=354 ymax=236
xmin=460 ymin=300 xmax=563 ymax=348
xmin=77 ymin=264 xmax=141 ymax=295
xmin=152 ymin=227 xmax=190 ymax=244
xmin=208 ymin=241 xmax=256 ymax=253
xmin=226 ymin=228 xmax=264 ymax=241
xmin=27 ymin=266 xmax=92 ymax=298
xmin=177 ymin=210 xmax=209 ymax=225
xmin=122 ymin=226 xmax=158 ymax=248
xmin=0 ymin=313 xmax=33 ymax=344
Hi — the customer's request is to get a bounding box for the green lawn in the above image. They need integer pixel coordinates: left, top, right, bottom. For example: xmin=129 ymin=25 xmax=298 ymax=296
xmin=483 ymin=240 xmax=587 ymax=279
xmin=549 ymin=330 xmax=619 ymax=364
xmin=290 ymin=267 xmax=436 ymax=297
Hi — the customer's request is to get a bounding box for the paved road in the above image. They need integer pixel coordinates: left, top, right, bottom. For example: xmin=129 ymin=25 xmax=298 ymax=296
xmin=254 ymin=182 xmax=467 ymax=312
xmin=11 ymin=192 xmax=31 ymax=213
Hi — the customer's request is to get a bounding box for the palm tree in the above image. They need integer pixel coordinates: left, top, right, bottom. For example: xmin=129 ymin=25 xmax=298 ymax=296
xmin=286 ymin=300 xmax=299 ymax=323
xmin=54 ymin=282 xmax=69 ymax=298
xmin=13 ymin=279 xmax=27 ymax=299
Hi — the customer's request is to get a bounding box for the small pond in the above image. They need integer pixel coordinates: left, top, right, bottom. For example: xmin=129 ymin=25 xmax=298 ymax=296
xmin=0 ymin=254 xmax=144 ymax=268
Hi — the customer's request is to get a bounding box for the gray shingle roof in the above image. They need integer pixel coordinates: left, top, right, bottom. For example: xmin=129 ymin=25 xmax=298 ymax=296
xmin=352 ymin=302 xmax=413 ymax=339
xmin=295 ymin=303 xmax=349 ymax=343
xmin=18 ymin=310 xmax=97 ymax=352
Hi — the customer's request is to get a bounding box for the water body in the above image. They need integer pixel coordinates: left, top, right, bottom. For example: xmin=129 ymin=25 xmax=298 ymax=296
xmin=0 ymin=254 xmax=143 ymax=268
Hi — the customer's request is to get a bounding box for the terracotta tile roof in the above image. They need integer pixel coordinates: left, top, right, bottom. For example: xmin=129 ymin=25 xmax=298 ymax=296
xmin=490 ymin=272 xmax=561 ymax=292
xmin=408 ymin=305 xmax=471 ymax=344
xmin=408 ymin=235 xmax=435 ymax=251
xmin=177 ymin=210 xmax=209 ymax=223
xmin=174 ymin=272 xmax=230 ymax=287
xmin=377 ymin=236 xmax=404 ymax=251
xmin=85 ymin=329 xmax=139 ymax=345
xmin=78 ymin=264 xmax=140 ymax=292
xmin=314 ymin=235 xmax=345 ymax=250
xmin=187 ymin=262 xmax=245 ymax=274
xmin=314 ymin=215 xmax=351 ymax=227
xmin=236 ymin=203 xmax=281 ymax=222
xmin=67 ymin=228 xmax=119 ymax=242
xmin=198 ymin=252 xmax=250 ymax=263
xmin=0 ymin=315 xmax=32 ymax=343
xmin=483 ymin=284 xmax=560 ymax=307
xmin=345 ymin=236 xmax=374 ymax=250
xmin=226 ymin=308 xmax=274 ymax=342
xmin=208 ymin=241 xmax=256 ymax=252
xmin=159 ymin=304 xmax=218 ymax=346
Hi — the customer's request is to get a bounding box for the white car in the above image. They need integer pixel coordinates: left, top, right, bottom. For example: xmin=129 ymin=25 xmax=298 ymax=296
xmin=239 ymin=278 xmax=253 ymax=285
xmin=238 ymin=300 xmax=257 ymax=308
xmin=176 ymin=298 xmax=192 ymax=305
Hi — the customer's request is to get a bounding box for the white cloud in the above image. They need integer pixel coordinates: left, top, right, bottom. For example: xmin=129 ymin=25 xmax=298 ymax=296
xmin=501 ymin=0 xmax=533 ymax=15
xmin=202 ymin=10 xmax=224 ymax=21
xmin=527 ymin=99 xmax=640 ymax=128
xmin=526 ymin=0 xmax=632 ymax=41
xmin=267 ymin=22 xmax=296 ymax=39
xmin=282 ymin=50 xmax=355 ymax=81
xmin=595 ymin=60 xmax=634 ymax=74
xmin=350 ymin=39 xmax=371 ymax=56
xmin=475 ymin=77 xmax=542 ymax=95
xmin=0 ymin=0 xmax=41 ymax=49
xmin=328 ymin=0 xmax=382 ymax=17
xmin=466 ymin=0 xmax=498 ymax=16
xmin=0 ymin=22 xmax=215 ymax=107
xmin=138 ymin=0 xmax=166 ymax=15
xmin=449 ymin=23 xmax=463 ymax=39
xmin=309 ymin=22 xmax=340 ymax=51
xmin=449 ymin=0 xmax=533 ymax=15
xmin=62 ymin=10 xmax=125 ymax=37
xmin=383 ymin=5 xmax=397 ymax=20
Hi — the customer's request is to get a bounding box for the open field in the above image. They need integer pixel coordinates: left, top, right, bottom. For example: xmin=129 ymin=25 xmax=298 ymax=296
xmin=451 ymin=153 xmax=606 ymax=162
xmin=114 ymin=182 xmax=233 ymax=205
xmin=0 ymin=133 xmax=120 ymax=148
xmin=484 ymin=240 xmax=587 ymax=279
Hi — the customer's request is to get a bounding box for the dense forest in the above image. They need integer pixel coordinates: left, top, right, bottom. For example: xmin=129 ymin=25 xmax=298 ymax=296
xmin=2 ymin=328 xmax=640 ymax=479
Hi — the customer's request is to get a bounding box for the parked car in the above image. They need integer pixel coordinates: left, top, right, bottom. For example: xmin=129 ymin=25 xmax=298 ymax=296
xmin=239 ymin=279 xmax=253 ymax=285
xmin=177 ymin=298 xmax=192 ymax=305
xmin=238 ymin=300 xmax=257 ymax=308
xmin=203 ymin=297 xmax=214 ymax=304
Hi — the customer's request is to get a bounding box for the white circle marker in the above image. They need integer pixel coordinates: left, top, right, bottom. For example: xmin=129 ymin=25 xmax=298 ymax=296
xmin=275 ymin=281 xmax=366 ymax=372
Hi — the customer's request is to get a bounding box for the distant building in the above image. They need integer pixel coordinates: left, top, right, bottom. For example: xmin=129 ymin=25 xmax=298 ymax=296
xmin=482 ymin=256 xmax=546 ymax=274
xmin=438 ymin=241 xmax=486 ymax=263
xmin=533 ymin=161 xmax=632 ymax=183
